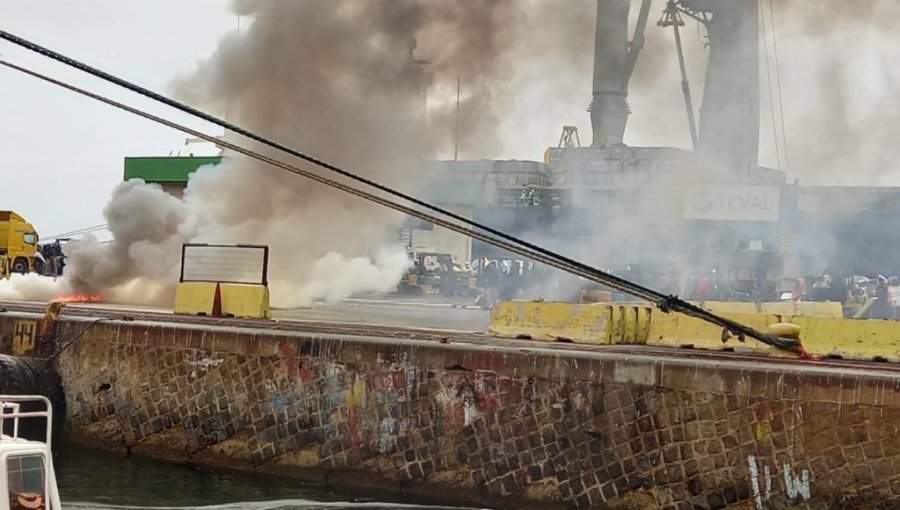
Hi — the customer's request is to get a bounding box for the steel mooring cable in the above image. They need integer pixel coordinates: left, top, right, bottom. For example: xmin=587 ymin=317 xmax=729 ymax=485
xmin=0 ymin=31 xmax=808 ymax=356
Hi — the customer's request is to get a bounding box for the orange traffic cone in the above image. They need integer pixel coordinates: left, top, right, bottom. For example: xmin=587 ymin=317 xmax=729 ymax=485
xmin=211 ymin=282 xmax=223 ymax=317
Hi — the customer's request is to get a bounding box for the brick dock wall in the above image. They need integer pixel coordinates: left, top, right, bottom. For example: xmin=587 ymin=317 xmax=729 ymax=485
xmin=3 ymin=313 xmax=900 ymax=509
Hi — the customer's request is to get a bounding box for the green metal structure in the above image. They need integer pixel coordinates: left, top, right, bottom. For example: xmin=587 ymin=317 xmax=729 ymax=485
xmin=123 ymin=156 xmax=222 ymax=184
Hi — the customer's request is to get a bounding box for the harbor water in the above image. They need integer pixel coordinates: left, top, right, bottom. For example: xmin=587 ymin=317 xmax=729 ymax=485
xmin=54 ymin=444 xmax=483 ymax=510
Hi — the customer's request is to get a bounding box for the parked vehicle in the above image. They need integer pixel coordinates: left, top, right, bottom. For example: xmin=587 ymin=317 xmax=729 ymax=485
xmin=0 ymin=212 xmax=40 ymax=275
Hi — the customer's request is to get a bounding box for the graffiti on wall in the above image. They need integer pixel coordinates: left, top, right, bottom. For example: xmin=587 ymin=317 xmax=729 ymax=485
xmin=748 ymin=455 xmax=811 ymax=509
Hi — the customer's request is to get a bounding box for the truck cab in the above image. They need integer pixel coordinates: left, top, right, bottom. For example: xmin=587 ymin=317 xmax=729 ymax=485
xmin=0 ymin=396 xmax=60 ymax=510
xmin=0 ymin=212 xmax=40 ymax=274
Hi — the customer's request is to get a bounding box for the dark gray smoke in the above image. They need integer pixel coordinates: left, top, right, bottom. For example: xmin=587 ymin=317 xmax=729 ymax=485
xmin=168 ymin=0 xmax=536 ymax=305
xmin=44 ymin=0 xmax=583 ymax=305
xmin=176 ymin=0 xmax=535 ymax=161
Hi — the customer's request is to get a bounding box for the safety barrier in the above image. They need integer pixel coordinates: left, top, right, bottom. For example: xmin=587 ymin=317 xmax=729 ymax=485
xmin=488 ymin=300 xmax=900 ymax=362
xmin=173 ymin=244 xmax=271 ymax=319
xmin=694 ymin=301 xmax=758 ymax=315
xmin=646 ymin=311 xmax=789 ymax=357
xmin=788 ymin=316 xmax=900 ymax=362
xmin=648 ymin=313 xmax=900 ymax=362
xmin=174 ymin=281 xmax=271 ymax=319
xmin=698 ymin=300 xmax=843 ymax=318
xmin=488 ymin=300 xmax=651 ymax=344
xmin=761 ymin=301 xmax=844 ymax=318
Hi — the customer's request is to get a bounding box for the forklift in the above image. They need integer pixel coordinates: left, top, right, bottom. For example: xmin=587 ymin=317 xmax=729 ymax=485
xmin=398 ymin=252 xmax=474 ymax=296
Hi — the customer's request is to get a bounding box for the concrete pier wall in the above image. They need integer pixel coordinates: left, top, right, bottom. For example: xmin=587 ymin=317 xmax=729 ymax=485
xmin=2 ymin=312 xmax=900 ymax=509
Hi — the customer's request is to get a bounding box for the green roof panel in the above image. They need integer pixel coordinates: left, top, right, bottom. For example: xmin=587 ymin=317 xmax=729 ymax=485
xmin=124 ymin=156 xmax=223 ymax=183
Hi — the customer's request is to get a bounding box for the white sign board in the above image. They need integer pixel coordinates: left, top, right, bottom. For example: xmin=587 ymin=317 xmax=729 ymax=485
xmin=181 ymin=244 xmax=268 ymax=285
xmin=683 ymin=185 xmax=781 ymax=222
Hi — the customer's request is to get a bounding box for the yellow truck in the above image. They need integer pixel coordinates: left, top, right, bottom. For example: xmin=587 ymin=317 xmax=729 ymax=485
xmin=0 ymin=210 xmax=40 ymax=276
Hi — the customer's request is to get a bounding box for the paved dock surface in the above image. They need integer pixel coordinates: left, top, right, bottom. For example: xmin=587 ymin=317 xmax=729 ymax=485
xmin=2 ymin=294 xmax=491 ymax=332
xmin=276 ymin=296 xmax=491 ymax=331
xmin=4 ymin=296 xmax=900 ymax=378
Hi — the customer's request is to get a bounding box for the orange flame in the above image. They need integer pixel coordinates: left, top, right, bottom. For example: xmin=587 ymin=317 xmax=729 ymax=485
xmin=55 ymin=294 xmax=103 ymax=303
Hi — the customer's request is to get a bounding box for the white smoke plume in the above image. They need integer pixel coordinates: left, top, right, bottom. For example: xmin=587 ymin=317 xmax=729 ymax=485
xmin=0 ymin=273 xmax=72 ymax=302
xmin=5 ymin=0 xmax=546 ymax=305
xmin=287 ymin=248 xmax=414 ymax=306
xmin=64 ymin=180 xmax=194 ymax=289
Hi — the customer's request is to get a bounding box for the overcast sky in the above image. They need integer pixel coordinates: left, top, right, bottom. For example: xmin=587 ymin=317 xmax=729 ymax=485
xmin=0 ymin=1 xmax=236 ymax=239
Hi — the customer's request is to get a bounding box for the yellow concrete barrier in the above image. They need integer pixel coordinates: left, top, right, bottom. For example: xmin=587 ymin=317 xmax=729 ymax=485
xmin=488 ymin=301 xmax=651 ymax=344
xmin=646 ymin=311 xmax=788 ymax=356
xmin=610 ymin=304 xmax=652 ymax=345
xmin=488 ymin=300 xmax=900 ymax=363
xmin=788 ymin=315 xmax=900 ymax=362
xmin=696 ymin=301 xmax=842 ymax=318
xmin=174 ymin=282 xmax=217 ymax=315
xmin=761 ymin=301 xmax=843 ymax=318
xmin=647 ymin=311 xmax=900 ymax=361
xmin=697 ymin=301 xmax=758 ymax=315
xmin=220 ymin=283 xmax=271 ymax=319
xmin=174 ymin=282 xmax=271 ymax=319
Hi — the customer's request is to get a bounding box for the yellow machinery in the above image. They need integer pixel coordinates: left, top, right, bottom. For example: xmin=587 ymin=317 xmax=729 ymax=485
xmin=453 ymin=262 xmax=479 ymax=296
xmin=399 ymin=272 xmax=434 ymax=296
xmin=0 ymin=211 xmax=39 ymax=274
xmin=398 ymin=252 xmax=474 ymax=296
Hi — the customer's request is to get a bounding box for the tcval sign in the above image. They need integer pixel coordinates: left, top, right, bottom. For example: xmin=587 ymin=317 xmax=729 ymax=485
xmin=682 ymin=185 xmax=781 ymax=222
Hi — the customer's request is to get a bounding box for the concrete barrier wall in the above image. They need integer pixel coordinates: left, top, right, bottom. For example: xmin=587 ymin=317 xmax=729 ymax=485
xmin=647 ymin=312 xmax=900 ymax=362
xmin=490 ymin=300 xmax=900 ymax=362
xmin=2 ymin=313 xmax=900 ymax=509
xmin=488 ymin=301 xmax=651 ymax=344
xmin=646 ymin=312 xmax=788 ymax=357
xmin=699 ymin=301 xmax=843 ymax=318
xmin=790 ymin=316 xmax=900 ymax=362
xmin=174 ymin=282 xmax=271 ymax=319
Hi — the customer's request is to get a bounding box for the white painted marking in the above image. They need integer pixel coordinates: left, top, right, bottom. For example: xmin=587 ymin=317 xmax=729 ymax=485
xmin=748 ymin=455 xmax=764 ymax=510
xmin=185 ymin=355 xmax=223 ymax=369
xmin=783 ymin=464 xmax=811 ymax=501
xmin=378 ymin=418 xmax=397 ymax=453
xmin=463 ymin=398 xmax=477 ymax=426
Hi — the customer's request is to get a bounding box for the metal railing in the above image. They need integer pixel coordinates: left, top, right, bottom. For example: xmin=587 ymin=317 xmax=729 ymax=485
xmin=0 ymin=395 xmax=54 ymax=448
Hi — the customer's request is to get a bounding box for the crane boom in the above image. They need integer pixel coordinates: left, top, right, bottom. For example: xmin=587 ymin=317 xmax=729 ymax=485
xmin=624 ymin=0 xmax=653 ymax=88
xmin=589 ymin=0 xmax=654 ymax=148
xmin=678 ymin=0 xmax=761 ymax=180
